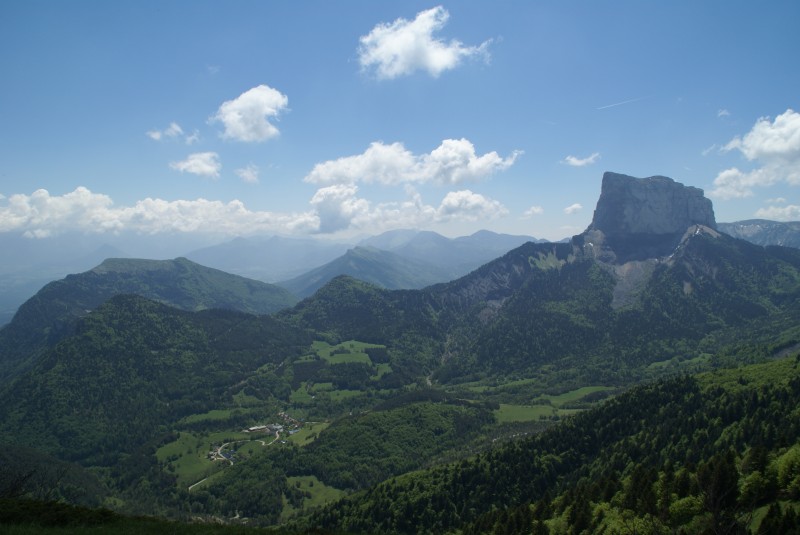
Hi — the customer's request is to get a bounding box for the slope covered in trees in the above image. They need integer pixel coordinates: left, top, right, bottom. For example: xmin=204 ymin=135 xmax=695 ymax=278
xmin=311 ymin=357 xmax=800 ymax=534
xmin=0 ymin=257 xmax=299 ymax=383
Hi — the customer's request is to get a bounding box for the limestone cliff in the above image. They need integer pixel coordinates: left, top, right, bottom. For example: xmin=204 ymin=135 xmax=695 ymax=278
xmin=577 ymin=172 xmax=716 ymax=263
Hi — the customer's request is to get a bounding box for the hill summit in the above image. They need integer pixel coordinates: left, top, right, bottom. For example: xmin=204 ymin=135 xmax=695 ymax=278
xmin=579 ymin=171 xmax=716 ymax=262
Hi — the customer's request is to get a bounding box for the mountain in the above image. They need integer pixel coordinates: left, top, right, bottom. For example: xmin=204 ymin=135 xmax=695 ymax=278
xmin=184 ymin=235 xmax=351 ymax=282
xmin=0 ymin=239 xmax=130 ymax=327
xmin=360 ymin=228 xmax=540 ymax=280
xmin=4 ymin=171 xmax=800 ymax=530
xmin=286 ymin=172 xmax=800 ymax=385
xmin=583 ymin=171 xmax=716 ymax=262
xmin=277 ymin=246 xmax=454 ymax=298
xmin=718 ymin=219 xmax=800 ymax=248
xmin=0 ymin=257 xmax=298 ymax=383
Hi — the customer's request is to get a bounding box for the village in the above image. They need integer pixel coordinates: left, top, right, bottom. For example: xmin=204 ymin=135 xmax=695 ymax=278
xmin=207 ymin=411 xmax=304 ymax=464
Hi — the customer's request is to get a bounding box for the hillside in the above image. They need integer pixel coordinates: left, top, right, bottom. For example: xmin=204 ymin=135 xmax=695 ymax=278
xmin=0 ymin=295 xmax=310 ymax=473
xmin=0 ymin=257 xmax=298 ymax=383
xmin=284 ymin=228 xmax=800 ymax=388
xmin=310 ymin=356 xmax=800 ymax=534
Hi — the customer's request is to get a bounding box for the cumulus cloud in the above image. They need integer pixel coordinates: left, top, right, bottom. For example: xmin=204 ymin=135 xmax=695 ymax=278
xmin=755 ymin=204 xmax=800 ymax=221
xmin=309 ymin=184 xmax=507 ymax=234
xmin=438 ymin=190 xmax=508 ymax=220
xmin=564 ymin=203 xmax=583 ymax=215
xmin=522 ymin=205 xmax=544 ymax=218
xmin=169 ymin=152 xmax=221 ymax=178
xmin=0 ymin=187 xmax=121 ymax=238
xmin=210 ymin=85 xmax=288 ymax=142
xmin=710 ymin=108 xmax=800 ymax=199
xmin=309 ymin=184 xmax=372 ymax=233
xmin=562 ymin=152 xmax=600 ymax=167
xmin=358 ymin=6 xmax=491 ymax=79
xmin=146 ymin=122 xmax=184 ymax=141
xmin=236 ymin=164 xmax=259 ymax=184
xmin=0 ymin=187 xmax=318 ymax=238
xmin=0 ymin=184 xmax=510 ymax=238
xmin=304 ymin=139 xmax=520 ymax=185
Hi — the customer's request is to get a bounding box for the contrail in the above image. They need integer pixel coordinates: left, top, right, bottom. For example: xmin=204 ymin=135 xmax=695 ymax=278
xmin=596 ymin=95 xmax=652 ymax=110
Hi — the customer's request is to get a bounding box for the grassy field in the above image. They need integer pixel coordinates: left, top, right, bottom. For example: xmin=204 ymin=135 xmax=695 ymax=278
xmin=287 ymin=421 xmax=330 ymax=446
xmin=156 ymin=432 xmax=223 ymax=487
xmin=280 ymin=475 xmax=346 ymax=522
xmin=495 ymin=403 xmax=556 ymax=423
xmin=544 ymin=385 xmax=614 ymax=407
xmin=290 ymin=383 xmax=313 ymax=404
xmin=313 ymin=339 xmax=384 ymax=365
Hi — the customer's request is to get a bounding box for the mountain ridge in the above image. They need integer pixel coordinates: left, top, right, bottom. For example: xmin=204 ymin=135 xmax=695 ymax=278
xmin=0 ymin=257 xmax=298 ymax=383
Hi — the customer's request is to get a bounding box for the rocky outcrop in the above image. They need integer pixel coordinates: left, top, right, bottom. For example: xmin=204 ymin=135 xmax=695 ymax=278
xmin=576 ymin=172 xmax=716 ymax=262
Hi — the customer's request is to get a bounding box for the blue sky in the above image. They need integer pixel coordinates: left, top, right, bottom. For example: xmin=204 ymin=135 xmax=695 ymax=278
xmin=1 ymin=1 xmax=799 ymax=242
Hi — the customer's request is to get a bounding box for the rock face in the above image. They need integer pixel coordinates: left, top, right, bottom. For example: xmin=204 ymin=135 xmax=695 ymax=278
xmin=578 ymin=172 xmax=716 ymax=262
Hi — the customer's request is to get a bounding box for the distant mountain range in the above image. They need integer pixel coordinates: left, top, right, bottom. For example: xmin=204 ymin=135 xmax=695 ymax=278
xmin=280 ymin=230 xmax=539 ymax=297
xmin=3 ymin=218 xmax=799 ymax=328
xmin=717 ymin=219 xmax=800 ymax=248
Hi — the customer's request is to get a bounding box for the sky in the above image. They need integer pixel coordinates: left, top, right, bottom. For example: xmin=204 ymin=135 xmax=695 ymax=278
xmin=1 ymin=1 xmax=799 ymax=244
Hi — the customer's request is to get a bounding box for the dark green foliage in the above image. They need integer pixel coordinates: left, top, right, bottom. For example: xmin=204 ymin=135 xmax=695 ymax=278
xmin=286 ymin=400 xmax=495 ymax=491
xmin=312 ymin=358 xmax=800 ymax=534
xmin=0 ymin=295 xmax=310 ymax=468
xmin=0 ymin=446 xmax=107 ymax=506
xmin=191 ymin=453 xmax=288 ymax=523
xmin=0 ymin=257 xmax=298 ymax=383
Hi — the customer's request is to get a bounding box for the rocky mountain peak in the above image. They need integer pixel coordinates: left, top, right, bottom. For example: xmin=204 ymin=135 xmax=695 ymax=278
xmin=577 ymin=172 xmax=716 ymax=262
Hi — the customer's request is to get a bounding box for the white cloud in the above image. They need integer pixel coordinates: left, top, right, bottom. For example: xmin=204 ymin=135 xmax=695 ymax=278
xmin=210 ymin=85 xmax=288 ymax=142
xmin=147 ymin=122 xmax=184 ymax=141
xmin=309 ymin=184 xmax=372 ymax=233
xmin=437 ymin=190 xmax=508 ymax=220
xmin=358 ymin=6 xmax=491 ymax=79
xmin=718 ymin=109 xmax=730 ymax=118
xmin=0 ymin=185 xmax=509 ymax=238
xmin=755 ymin=204 xmax=800 ymax=221
xmin=304 ymin=139 xmax=520 ymax=185
xmin=185 ymin=130 xmax=200 ymax=145
xmin=0 ymin=187 xmax=318 ymax=237
xmin=309 ymin=185 xmax=506 ymax=234
xmin=169 ymin=152 xmax=221 ymax=178
xmin=562 ymin=152 xmax=600 ymax=167
xmin=711 ymin=108 xmax=800 ymax=199
xmin=522 ymin=205 xmax=544 ymax=218
xmin=702 ymin=144 xmax=719 ymax=157
xmin=236 ymin=164 xmax=259 ymax=184
xmin=766 ymin=197 xmax=787 ymax=204
xmin=0 ymin=187 xmax=121 ymax=237
xmin=564 ymin=203 xmax=583 ymax=215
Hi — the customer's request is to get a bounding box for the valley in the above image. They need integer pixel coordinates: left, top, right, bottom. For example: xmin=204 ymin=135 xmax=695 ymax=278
xmin=2 ymin=173 xmax=800 ymax=533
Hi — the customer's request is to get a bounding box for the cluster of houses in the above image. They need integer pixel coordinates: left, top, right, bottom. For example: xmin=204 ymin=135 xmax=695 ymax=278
xmin=242 ymin=411 xmax=303 ymax=436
